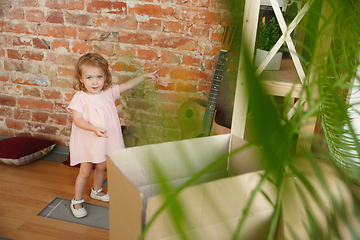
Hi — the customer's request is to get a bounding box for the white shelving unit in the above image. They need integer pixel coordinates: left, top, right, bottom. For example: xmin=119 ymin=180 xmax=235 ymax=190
xmin=231 ymin=0 xmax=323 ymax=152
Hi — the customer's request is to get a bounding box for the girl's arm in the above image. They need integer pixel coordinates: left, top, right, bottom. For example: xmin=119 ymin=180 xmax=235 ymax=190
xmin=72 ymin=110 xmax=108 ymax=138
xmin=118 ymin=69 xmax=160 ymax=93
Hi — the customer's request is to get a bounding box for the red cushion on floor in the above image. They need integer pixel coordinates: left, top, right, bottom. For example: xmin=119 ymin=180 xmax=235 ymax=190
xmin=0 ymin=137 xmax=56 ymax=165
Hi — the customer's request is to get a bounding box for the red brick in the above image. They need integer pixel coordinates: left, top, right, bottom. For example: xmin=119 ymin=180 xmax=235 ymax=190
xmin=0 ymin=76 xmax=9 ymax=82
xmin=5 ymin=61 xmax=39 ymax=75
xmin=112 ymin=61 xmax=126 ymax=72
xmin=38 ymin=24 xmax=63 ymax=37
xmin=138 ymin=19 xmax=161 ymax=31
xmin=0 ymin=107 xmax=13 ymax=117
xmin=78 ymin=28 xmax=105 ymax=41
xmin=183 ymin=54 xmax=202 ymax=67
xmin=209 ymin=31 xmax=222 ymax=42
xmin=7 ymin=8 xmax=24 ymax=20
xmin=188 ymin=24 xmax=210 ymax=37
xmin=2 ymin=22 xmax=35 ymax=34
xmin=45 ymin=0 xmax=85 ymax=10
xmin=127 ymin=63 xmax=142 ymax=73
xmin=27 ymin=123 xmax=59 ymax=135
xmin=13 ymin=36 xmax=32 ymax=46
xmin=119 ymin=33 xmax=152 ymax=45
xmin=23 ymin=51 xmax=44 ymax=61
xmin=22 ymin=62 xmax=41 ymax=75
xmin=154 ymin=36 xmax=197 ymax=51
xmin=209 ymin=0 xmax=231 ymax=10
xmin=49 ymin=114 xmax=68 ymax=125
xmin=54 ymin=103 xmax=70 ymax=114
xmin=198 ymin=82 xmax=211 ymax=92
xmin=18 ymin=98 xmax=53 ymax=111
xmin=40 ymin=65 xmax=57 ymax=76
xmin=114 ymin=16 xmax=137 ymax=30
xmin=188 ymin=0 xmax=210 ymax=7
xmin=7 ymin=49 xmax=22 ymax=60
xmin=204 ymin=43 xmax=220 ymax=55
xmin=114 ymin=45 xmax=136 ymax=57
xmin=32 ymin=111 xmax=49 ymax=123
xmin=4 ymin=59 xmax=23 ymax=72
xmin=137 ymin=48 xmax=158 ymax=61
xmin=0 ymin=47 xmax=5 ymax=57
xmin=51 ymin=78 xmax=73 ymax=89
xmin=87 ymin=1 xmax=127 ymax=14
xmin=43 ymin=89 xmax=62 ymax=99
xmin=51 ymin=40 xmax=70 ymax=52
xmin=96 ymin=16 xmax=116 ymax=28
xmin=205 ymin=58 xmax=217 ymax=70
xmin=129 ymin=4 xmax=173 ymax=18
xmin=19 ymin=0 xmax=39 ymax=7
xmin=58 ymin=66 xmax=75 ymax=77
xmin=180 ymin=8 xmax=221 ymax=25
xmin=145 ymin=65 xmax=169 ymax=78
xmin=6 ymin=119 xmax=23 ymax=130
xmin=72 ymin=42 xmax=92 ymax=54
xmin=63 ymin=26 xmax=77 ymax=38
xmin=0 ymin=21 xmax=5 ymax=31
xmin=26 ymin=9 xmax=45 ymax=22
xmin=33 ymin=38 xmax=50 ymax=49
xmin=46 ymin=52 xmax=78 ymax=66
xmin=46 ymin=11 xmax=64 ymax=24
xmin=37 ymin=24 xmax=76 ymax=38
xmin=161 ymin=51 xmax=181 ymax=64
xmin=23 ymin=87 xmax=41 ymax=97
xmin=93 ymin=43 xmax=114 ymax=56
xmin=175 ymin=81 xmax=197 ymax=92
xmin=0 ymin=95 xmax=16 ymax=107
xmin=169 ymin=66 xmax=209 ymax=81
xmin=65 ymin=12 xmax=94 ymax=26
xmin=164 ymin=21 xmax=184 ymax=33
xmin=64 ymin=92 xmax=76 ymax=102
xmin=154 ymin=82 xmax=174 ymax=91
xmin=14 ymin=109 xmax=31 ymax=120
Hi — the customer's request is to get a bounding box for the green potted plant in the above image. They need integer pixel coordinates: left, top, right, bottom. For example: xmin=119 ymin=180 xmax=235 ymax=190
xmin=255 ymin=17 xmax=283 ymax=70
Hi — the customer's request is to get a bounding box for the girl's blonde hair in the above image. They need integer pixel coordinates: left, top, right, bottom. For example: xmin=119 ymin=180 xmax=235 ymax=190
xmin=74 ymin=53 xmax=112 ymax=91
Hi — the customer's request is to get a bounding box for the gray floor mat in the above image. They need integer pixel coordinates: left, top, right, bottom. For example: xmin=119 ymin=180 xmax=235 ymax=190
xmin=38 ymin=197 xmax=109 ymax=230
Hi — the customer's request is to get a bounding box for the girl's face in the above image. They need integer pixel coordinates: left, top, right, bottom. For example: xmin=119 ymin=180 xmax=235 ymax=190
xmin=79 ymin=65 xmax=106 ymax=95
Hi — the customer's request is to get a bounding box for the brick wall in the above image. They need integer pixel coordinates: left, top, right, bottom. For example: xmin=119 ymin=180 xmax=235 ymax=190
xmin=0 ymin=0 xmax=233 ymax=146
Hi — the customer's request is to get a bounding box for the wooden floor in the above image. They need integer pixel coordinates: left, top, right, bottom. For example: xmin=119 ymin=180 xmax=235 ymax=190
xmin=0 ymin=160 xmax=109 ymax=240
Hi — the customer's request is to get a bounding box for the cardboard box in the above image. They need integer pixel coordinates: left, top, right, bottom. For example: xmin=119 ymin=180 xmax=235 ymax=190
xmin=107 ymin=140 xmax=360 ymax=240
xmin=107 ymin=133 xmax=271 ymax=240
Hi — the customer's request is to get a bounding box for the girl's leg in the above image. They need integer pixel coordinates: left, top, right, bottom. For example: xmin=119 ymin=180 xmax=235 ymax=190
xmin=74 ymin=162 xmax=93 ymax=209
xmin=93 ymin=161 xmax=107 ymax=196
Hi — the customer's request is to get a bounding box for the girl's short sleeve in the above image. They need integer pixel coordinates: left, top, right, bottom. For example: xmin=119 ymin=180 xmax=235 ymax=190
xmin=67 ymin=92 xmax=84 ymax=114
xmin=105 ymin=85 xmax=120 ymax=101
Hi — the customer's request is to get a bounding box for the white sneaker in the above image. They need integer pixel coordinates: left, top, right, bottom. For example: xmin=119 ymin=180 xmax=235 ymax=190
xmin=70 ymin=198 xmax=87 ymax=218
xmin=90 ymin=187 xmax=109 ymax=202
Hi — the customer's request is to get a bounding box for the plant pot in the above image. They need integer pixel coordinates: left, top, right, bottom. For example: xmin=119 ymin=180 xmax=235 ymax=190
xmin=255 ymin=48 xmax=283 ymax=70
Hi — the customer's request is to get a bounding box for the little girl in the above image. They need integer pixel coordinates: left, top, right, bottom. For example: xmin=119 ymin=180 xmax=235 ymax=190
xmin=67 ymin=53 xmax=159 ymax=218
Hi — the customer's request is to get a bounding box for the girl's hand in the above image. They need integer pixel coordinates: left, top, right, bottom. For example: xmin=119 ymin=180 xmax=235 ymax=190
xmin=147 ymin=69 xmax=160 ymax=82
xmin=93 ymin=127 xmax=108 ymax=138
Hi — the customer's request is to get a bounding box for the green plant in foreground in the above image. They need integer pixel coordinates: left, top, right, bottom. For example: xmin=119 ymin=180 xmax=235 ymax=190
xmin=141 ymin=0 xmax=360 ymax=239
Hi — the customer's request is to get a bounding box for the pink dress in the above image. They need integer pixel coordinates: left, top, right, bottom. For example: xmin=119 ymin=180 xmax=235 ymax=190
xmin=67 ymin=85 xmax=125 ymax=166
